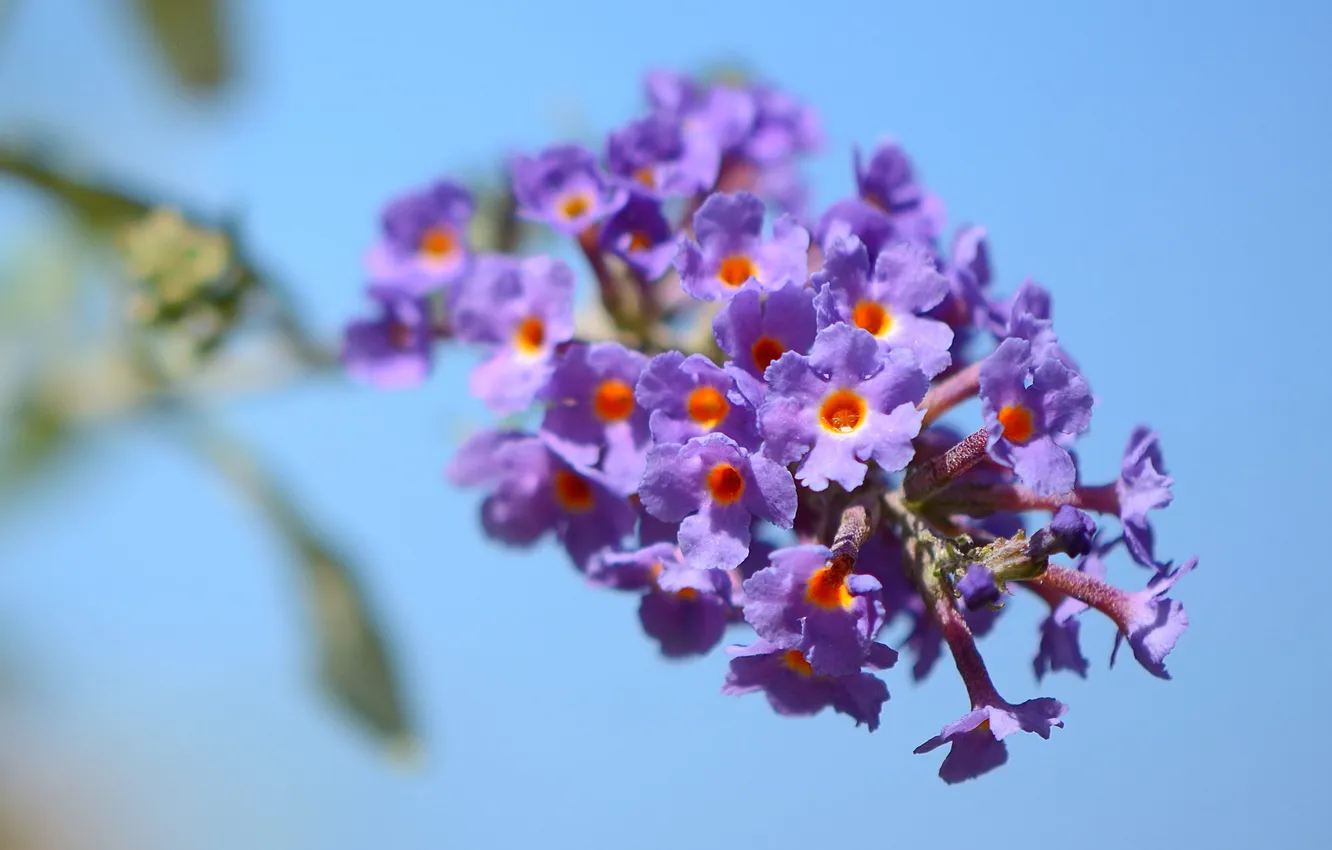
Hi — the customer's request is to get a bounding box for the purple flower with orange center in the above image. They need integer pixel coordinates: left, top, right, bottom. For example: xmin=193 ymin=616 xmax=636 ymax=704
xmin=446 ymin=430 xmax=636 ymax=570
xmin=712 ymin=284 xmax=817 ymax=392
xmin=606 ymin=115 xmax=720 ymax=199
xmin=979 ymin=337 xmax=1093 ymax=497
xmin=636 ymin=351 xmax=760 ymax=449
xmin=598 ymin=195 xmax=679 ymax=282
xmin=722 ymin=639 xmax=896 ymax=731
xmin=742 ymin=544 xmax=887 ymax=676
xmin=342 ymin=296 xmax=434 ymax=389
xmin=675 ymin=192 xmax=810 ymax=302
xmin=539 ymin=342 xmax=651 ymax=495
xmin=813 ymin=237 xmax=955 ymax=378
xmin=855 ymin=140 xmax=945 ymax=245
xmin=639 ymin=562 xmax=733 ymax=657
xmin=639 ymin=433 xmax=796 ymax=572
xmin=511 ymin=145 xmax=628 ymax=236
xmin=453 ymin=254 xmax=575 ymax=415
xmin=914 ymin=696 xmax=1068 ymax=784
xmin=759 ymin=323 xmax=928 ymax=491
xmin=366 ymin=180 xmax=474 ymax=300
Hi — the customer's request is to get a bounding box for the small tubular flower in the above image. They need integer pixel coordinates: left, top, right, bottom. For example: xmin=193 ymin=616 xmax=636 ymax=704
xmin=759 ymin=323 xmax=928 ymax=491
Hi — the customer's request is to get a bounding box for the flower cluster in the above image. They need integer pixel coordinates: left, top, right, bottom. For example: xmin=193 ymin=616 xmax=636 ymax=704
xmin=343 ymin=70 xmax=1195 ymax=784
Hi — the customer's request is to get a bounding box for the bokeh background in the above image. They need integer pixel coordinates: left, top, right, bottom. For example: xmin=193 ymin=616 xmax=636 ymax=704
xmin=2 ymin=1 xmax=1330 ymax=848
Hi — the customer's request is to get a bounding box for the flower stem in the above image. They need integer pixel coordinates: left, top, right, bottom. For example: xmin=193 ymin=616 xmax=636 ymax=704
xmin=920 ymin=360 xmax=982 ymax=426
xmin=904 ymin=426 xmax=990 ymax=503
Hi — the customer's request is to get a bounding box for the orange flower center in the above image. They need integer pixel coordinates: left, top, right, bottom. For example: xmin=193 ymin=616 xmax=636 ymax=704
xmin=717 ymin=255 xmax=756 ymax=287
xmin=513 ymin=316 xmax=545 ymax=354
xmin=552 ymin=470 xmax=594 ymax=513
xmin=751 ymin=336 xmax=786 ymax=374
xmin=781 ymin=649 xmax=814 ymax=676
xmin=819 ymin=389 xmax=867 ymax=434
xmin=686 ymin=385 xmax=729 ymax=429
xmin=560 ymin=193 xmax=592 ymax=221
xmin=852 ymin=300 xmax=892 ymax=337
xmin=628 ymin=230 xmax=653 ymax=252
xmin=418 ymin=226 xmax=456 ymax=259
xmin=997 ymin=404 xmax=1035 ymax=443
xmin=675 ymin=587 xmax=698 ymax=601
xmin=634 ymin=167 xmax=656 ymax=189
xmin=805 ymin=564 xmax=855 ymax=610
xmin=592 ymin=379 xmax=636 ymax=423
xmin=706 ymin=463 xmax=745 ymax=505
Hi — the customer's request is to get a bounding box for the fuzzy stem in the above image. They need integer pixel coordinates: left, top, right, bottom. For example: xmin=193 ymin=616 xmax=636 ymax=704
xmin=827 ymin=496 xmax=878 ymax=574
xmin=1026 ymin=564 xmax=1129 ymax=628
xmin=883 ymin=491 xmax=1000 ymax=707
xmin=920 ymin=360 xmax=982 ymax=426
xmin=990 ymin=482 xmax=1119 ymax=515
xmin=904 ymin=426 xmax=990 ymax=503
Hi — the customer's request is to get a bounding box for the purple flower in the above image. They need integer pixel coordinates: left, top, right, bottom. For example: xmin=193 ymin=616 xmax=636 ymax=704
xmin=640 ymin=563 xmax=732 ymax=657
xmin=342 ymin=296 xmax=434 ymax=388
xmin=759 ymin=323 xmax=928 ymax=491
xmin=453 ymin=254 xmax=575 ymax=415
xmin=1116 ymin=427 xmax=1175 ymax=569
xmin=639 ymin=433 xmax=796 ymax=572
xmin=447 ymin=431 xmax=636 ymax=569
xmin=538 ymin=342 xmax=651 ymax=495
xmin=1028 ymin=506 xmax=1097 ymax=561
xmin=675 ymin=192 xmax=809 ymax=302
xmin=1110 ymin=557 xmax=1196 ymax=679
xmin=979 ymin=337 xmax=1093 ymax=496
xmin=815 ymin=199 xmax=897 ymax=264
xmin=511 ymin=145 xmax=628 ymax=235
xmin=956 ymin=565 xmax=1000 ymax=611
xmin=742 ymin=84 xmax=822 ymax=165
xmin=742 ymin=544 xmax=886 ymax=676
xmin=940 ymin=224 xmax=992 ymax=329
xmin=645 ymin=72 xmax=757 ymax=154
xmin=854 ymin=140 xmax=945 ymax=244
xmin=723 ymin=639 xmax=895 ymax=731
xmin=914 ymin=696 xmax=1067 ymax=784
xmin=366 ymin=181 xmax=474 ymax=299
xmin=588 ymin=542 xmax=679 ymax=591
xmin=606 ymin=115 xmax=720 ymax=198
xmin=1033 ymin=549 xmax=1104 ymax=680
xmin=636 ymin=351 xmax=759 ymax=449
xmin=598 ymin=195 xmax=680 ymax=281
xmin=812 ymin=237 xmax=955 ymax=378
xmin=712 ymin=284 xmax=817 ymax=383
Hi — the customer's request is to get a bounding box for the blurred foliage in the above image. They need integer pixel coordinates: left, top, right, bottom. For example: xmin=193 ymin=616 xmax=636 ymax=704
xmin=132 ymin=0 xmax=232 ymax=95
xmin=0 ymin=0 xmax=545 ymax=771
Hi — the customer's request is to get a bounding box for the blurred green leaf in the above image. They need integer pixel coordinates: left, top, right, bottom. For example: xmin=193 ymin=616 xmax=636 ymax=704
xmin=132 ymin=0 xmax=232 ymax=95
xmin=186 ymin=418 xmax=417 ymax=754
xmin=0 ymin=145 xmax=149 ymax=231
xmin=300 ymin=540 xmax=418 ymax=757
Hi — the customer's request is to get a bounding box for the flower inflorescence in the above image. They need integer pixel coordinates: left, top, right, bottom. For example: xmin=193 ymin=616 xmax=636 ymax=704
xmin=343 ymin=70 xmax=1195 ymax=784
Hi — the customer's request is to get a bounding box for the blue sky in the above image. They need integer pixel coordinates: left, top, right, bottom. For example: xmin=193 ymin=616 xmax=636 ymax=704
xmin=1 ymin=0 xmax=1330 ymax=848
